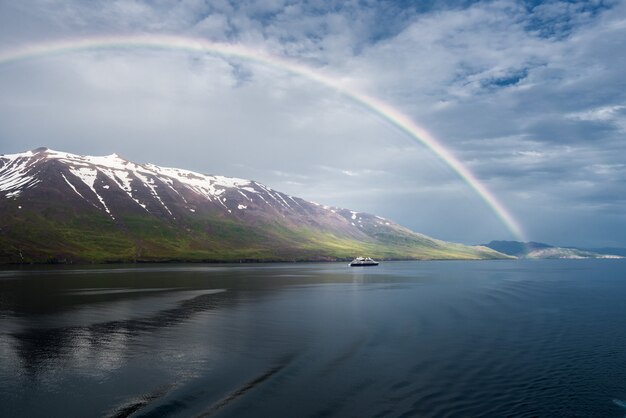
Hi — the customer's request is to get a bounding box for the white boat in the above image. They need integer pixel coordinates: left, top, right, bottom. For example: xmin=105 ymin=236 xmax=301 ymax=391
xmin=349 ymin=257 xmax=379 ymax=267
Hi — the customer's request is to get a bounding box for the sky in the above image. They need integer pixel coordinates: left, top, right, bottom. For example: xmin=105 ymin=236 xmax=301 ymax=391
xmin=0 ymin=0 xmax=625 ymax=247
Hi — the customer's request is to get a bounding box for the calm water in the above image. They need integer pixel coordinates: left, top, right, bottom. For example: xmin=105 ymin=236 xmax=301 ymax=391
xmin=1 ymin=260 xmax=626 ymax=417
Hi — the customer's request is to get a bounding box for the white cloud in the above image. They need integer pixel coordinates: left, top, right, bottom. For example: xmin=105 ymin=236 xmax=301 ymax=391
xmin=1 ymin=0 xmax=625 ymax=245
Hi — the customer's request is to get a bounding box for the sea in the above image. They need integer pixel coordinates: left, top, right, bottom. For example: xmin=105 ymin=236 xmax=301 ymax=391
xmin=1 ymin=259 xmax=626 ymax=417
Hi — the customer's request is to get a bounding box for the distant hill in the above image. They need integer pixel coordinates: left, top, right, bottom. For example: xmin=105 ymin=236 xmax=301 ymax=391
xmin=579 ymin=247 xmax=626 ymax=257
xmin=481 ymin=240 xmax=553 ymax=257
xmin=482 ymin=240 xmax=623 ymax=259
xmin=0 ymin=148 xmax=511 ymax=264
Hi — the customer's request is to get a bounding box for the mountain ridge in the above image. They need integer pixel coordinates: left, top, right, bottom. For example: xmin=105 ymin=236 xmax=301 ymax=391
xmin=482 ymin=240 xmax=623 ymax=259
xmin=0 ymin=147 xmax=511 ymax=263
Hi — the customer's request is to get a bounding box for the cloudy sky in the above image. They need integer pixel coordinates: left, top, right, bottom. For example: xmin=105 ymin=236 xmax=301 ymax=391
xmin=0 ymin=0 xmax=625 ymax=247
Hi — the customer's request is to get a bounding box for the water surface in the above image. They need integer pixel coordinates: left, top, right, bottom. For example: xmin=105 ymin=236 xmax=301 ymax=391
xmin=1 ymin=260 xmax=626 ymax=417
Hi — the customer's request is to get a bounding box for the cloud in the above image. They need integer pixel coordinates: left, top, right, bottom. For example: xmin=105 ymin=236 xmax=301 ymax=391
xmin=1 ymin=0 xmax=625 ymax=246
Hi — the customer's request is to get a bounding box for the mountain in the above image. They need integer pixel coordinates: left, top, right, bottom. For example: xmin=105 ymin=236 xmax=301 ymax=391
xmin=0 ymin=148 xmax=510 ymax=264
xmin=579 ymin=247 xmax=626 ymax=257
xmin=480 ymin=240 xmax=553 ymax=257
xmin=482 ymin=240 xmax=623 ymax=259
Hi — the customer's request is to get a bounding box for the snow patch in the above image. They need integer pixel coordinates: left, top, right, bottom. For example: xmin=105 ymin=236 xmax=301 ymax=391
xmin=0 ymin=154 xmax=41 ymax=196
xmin=288 ymin=196 xmax=303 ymax=208
xmin=145 ymin=164 xmax=250 ymax=201
xmin=275 ymin=192 xmax=293 ymax=209
xmin=69 ymin=167 xmax=115 ymax=219
xmin=238 ymin=191 xmax=252 ymax=201
xmin=61 ymin=173 xmax=88 ymax=202
xmin=0 ymin=150 xmax=34 ymax=160
xmin=1 ymin=149 xmax=318 ymax=223
xmin=134 ymin=171 xmax=173 ymax=217
xmin=257 ymin=194 xmax=272 ymax=207
xmin=97 ymin=168 xmax=148 ymax=211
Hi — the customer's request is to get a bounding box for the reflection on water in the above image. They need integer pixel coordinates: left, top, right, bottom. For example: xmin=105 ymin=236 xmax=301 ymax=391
xmin=1 ymin=260 xmax=626 ymax=417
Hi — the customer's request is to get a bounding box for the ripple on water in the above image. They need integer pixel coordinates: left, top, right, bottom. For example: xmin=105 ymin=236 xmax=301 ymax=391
xmin=3 ymin=261 xmax=626 ymax=417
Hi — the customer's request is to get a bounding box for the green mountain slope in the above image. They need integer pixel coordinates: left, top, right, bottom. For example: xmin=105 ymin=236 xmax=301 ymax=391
xmin=0 ymin=148 xmax=511 ymax=263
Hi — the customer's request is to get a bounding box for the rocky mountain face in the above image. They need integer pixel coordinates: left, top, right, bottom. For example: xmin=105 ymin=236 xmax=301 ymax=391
xmin=0 ymin=148 xmax=509 ymax=263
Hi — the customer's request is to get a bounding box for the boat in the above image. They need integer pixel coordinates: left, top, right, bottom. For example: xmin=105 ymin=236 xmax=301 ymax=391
xmin=349 ymin=257 xmax=379 ymax=267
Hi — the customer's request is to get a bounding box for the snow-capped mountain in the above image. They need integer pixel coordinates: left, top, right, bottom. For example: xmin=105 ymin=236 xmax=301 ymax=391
xmin=1 ymin=147 xmax=316 ymax=221
xmin=0 ymin=147 xmax=509 ymax=263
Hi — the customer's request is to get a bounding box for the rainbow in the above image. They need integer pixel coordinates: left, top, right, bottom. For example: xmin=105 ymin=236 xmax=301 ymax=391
xmin=0 ymin=34 xmax=526 ymax=241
